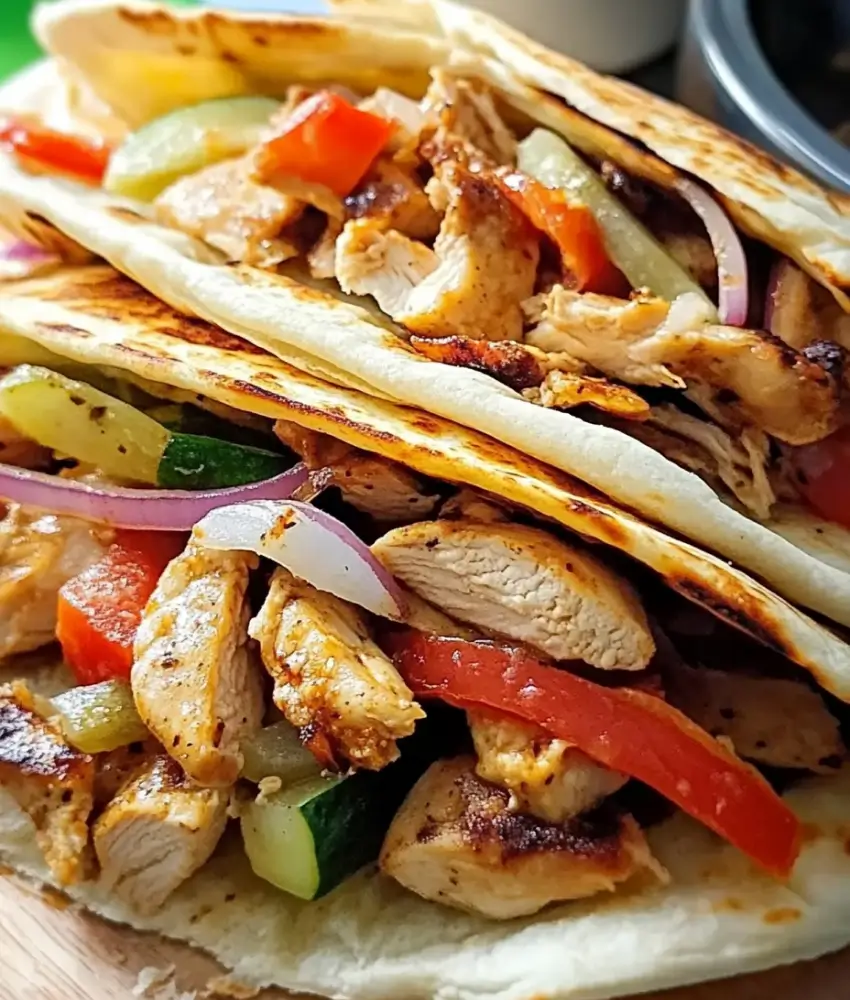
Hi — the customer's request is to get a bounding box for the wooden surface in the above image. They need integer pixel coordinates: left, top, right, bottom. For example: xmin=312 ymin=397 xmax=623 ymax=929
xmin=3 ymin=871 xmax=850 ymax=1000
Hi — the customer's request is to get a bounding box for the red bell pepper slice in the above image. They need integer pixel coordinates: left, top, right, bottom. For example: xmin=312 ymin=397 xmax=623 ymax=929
xmin=387 ymin=631 xmax=801 ymax=878
xmin=0 ymin=119 xmax=111 ymax=185
xmin=255 ymin=90 xmax=394 ymax=197
xmin=57 ymin=531 xmax=185 ymax=685
xmin=497 ymin=169 xmax=627 ymax=296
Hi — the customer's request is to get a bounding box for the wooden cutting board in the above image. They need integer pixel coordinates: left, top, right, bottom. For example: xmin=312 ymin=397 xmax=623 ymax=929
xmin=3 ymin=872 xmax=849 ymax=1000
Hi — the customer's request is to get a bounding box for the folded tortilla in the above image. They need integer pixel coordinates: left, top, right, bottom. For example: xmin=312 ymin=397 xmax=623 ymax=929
xmin=2 ymin=264 xmax=850 ymax=1000
xmin=0 ymin=1 xmax=848 ymax=632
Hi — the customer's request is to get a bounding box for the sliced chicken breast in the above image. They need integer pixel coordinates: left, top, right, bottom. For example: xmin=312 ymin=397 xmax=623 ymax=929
xmin=527 ymin=369 xmax=650 ymax=419
xmin=337 ymin=160 xmax=539 ymax=341
xmin=667 ymin=664 xmax=844 ymax=773
xmin=0 ymin=681 xmax=94 ymax=884
xmin=249 ymin=568 xmax=424 ymax=770
xmin=468 ymin=709 xmax=627 ymax=823
xmin=155 ymin=157 xmax=303 ymax=268
xmin=632 ymin=323 xmax=841 ymax=445
xmin=132 ymin=543 xmax=264 ymax=788
xmin=331 ymin=453 xmax=440 ymax=522
xmin=345 ymin=158 xmax=441 ymax=241
xmin=93 ymin=754 xmax=228 ymax=914
xmin=0 ymin=503 xmax=110 ymax=658
xmin=372 ymin=519 xmax=655 ymax=669
xmin=380 ymin=756 xmax=663 ymax=919
xmin=423 ymin=70 xmax=517 ymax=166
xmin=525 ymin=287 xmax=680 ymax=388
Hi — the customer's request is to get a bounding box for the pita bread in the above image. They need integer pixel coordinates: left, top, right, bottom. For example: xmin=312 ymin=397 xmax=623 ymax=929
xmin=2 ymin=262 xmax=850 ymax=700
xmin=36 ymin=0 xmax=850 ymax=304
xmin=2 ymin=12 xmax=850 ymax=631
xmin=2 ymin=294 xmax=850 ymax=1000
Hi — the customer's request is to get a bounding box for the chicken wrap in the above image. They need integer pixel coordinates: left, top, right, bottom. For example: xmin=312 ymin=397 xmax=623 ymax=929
xmin=0 ymin=2 xmax=850 ymax=635
xmin=1 ymin=260 xmax=850 ymax=1000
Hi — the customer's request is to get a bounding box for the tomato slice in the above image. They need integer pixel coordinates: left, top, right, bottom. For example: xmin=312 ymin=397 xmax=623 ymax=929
xmin=388 ymin=631 xmax=801 ymax=877
xmin=496 ymin=169 xmax=628 ymax=296
xmin=0 ymin=119 xmax=111 ymax=185
xmin=791 ymin=426 xmax=850 ymax=530
xmin=57 ymin=531 xmax=185 ymax=684
xmin=255 ymin=91 xmax=394 ymax=198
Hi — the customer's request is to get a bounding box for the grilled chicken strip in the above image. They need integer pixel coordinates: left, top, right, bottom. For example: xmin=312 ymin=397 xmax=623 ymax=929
xmin=273 ymin=421 xmax=439 ymax=522
xmin=667 ymin=665 xmax=844 ymax=773
xmin=93 ymin=754 xmax=229 ymax=914
xmin=527 ymin=369 xmax=650 ymax=419
xmin=332 ymin=454 xmax=441 ymax=523
xmin=0 ymin=503 xmax=110 ymax=658
xmin=380 ymin=756 xmax=662 ymax=919
xmin=249 ymin=568 xmax=424 ymax=770
xmin=0 ymin=682 xmax=94 ymax=885
xmin=525 ymin=287 xmax=680 ymax=388
xmin=609 ymin=407 xmax=776 ymax=519
xmin=155 ymin=156 xmax=304 ymax=268
xmin=423 ymin=70 xmax=517 ymax=166
xmin=345 ymin=158 xmax=441 ymax=241
xmin=337 ymin=160 xmax=539 ymax=341
xmin=372 ymin=519 xmax=654 ymax=669
xmin=632 ymin=324 xmax=840 ymax=445
xmin=132 ymin=543 xmax=264 ymax=788
xmin=468 ymin=710 xmax=627 ymax=823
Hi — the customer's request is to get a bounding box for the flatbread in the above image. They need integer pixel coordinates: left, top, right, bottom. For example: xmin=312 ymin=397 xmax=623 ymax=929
xmin=35 ymin=0 xmax=850 ymax=303
xmin=1 ymin=21 xmax=849 ymax=628
xmin=2 ymin=263 xmax=850 ymax=703
xmin=4 ymin=156 xmax=850 ymax=635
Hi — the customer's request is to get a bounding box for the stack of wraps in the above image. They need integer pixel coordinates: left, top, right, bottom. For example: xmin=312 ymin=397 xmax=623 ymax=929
xmin=0 ymin=2 xmax=849 ymax=997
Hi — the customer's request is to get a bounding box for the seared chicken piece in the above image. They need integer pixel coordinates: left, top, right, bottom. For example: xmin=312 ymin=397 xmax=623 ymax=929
xmin=156 ymin=157 xmax=304 ymax=267
xmin=525 ymin=369 xmax=650 ymax=419
xmin=273 ymin=420 xmax=353 ymax=469
xmin=401 ymin=587 xmax=480 ymax=640
xmin=468 ymin=709 xmax=627 ymax=823
xmin=332 ymin=453 xmax=440 ymax=522
xmin=249 ymin=568 xmax=424 ymax=770
xmin=423 ymin=70 xmax=517 ymax=166
xmin=307 ymin=215 xmax=343 ymax=280
xmin=611 ymin=407 xmax=776 ymax=519
xmin=632 ymin=324 xmax=840 ymax=445
xmin=767 ymin=261 xmax=850 ymax=352
xmin=94 ymin=741 xmax=157 ymax=807
xmin=272 ymin=421 xmax=438 ymax=522
xmin=337 ymin=159 xmax=539 ymax=341
xmin=93 ymin=754 xmax=228 ymax=914
xmin=0 ymin=682 xmax=94 ymax=884
xmin=410 ymin=334 xmax=547 ymax=391
xmin=0 ymin=416 xmax=51 ymax=469
xmin=380 ymin=756 xmax=662 ymax=919
xmin=525 ymin=287 xmax=681 ymax=388
xmin=0 ymin=503 xmax=110 ymax=658
xmin=667 ymin=665 xmax=844 ymax=773
xmin=335 ymin=218 xmax=439 ymax=315
xmin=438 ymin=489 xmax=509 ymax=523
xmin=132 ymin=543 xmax=264 ymax=788
xmin=345 ymin=158 xmax=441 ymax=240
xmin=372 ymin=519 xmax=654 ymax=669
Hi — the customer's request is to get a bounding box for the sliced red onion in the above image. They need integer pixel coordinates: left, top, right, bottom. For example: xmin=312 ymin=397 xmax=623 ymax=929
xmin=0 ymin=463 xmax=308 ymax=530
xmin=0 ymin=238 xmax=60 ymax=279
xmin=676 ymin=179 xmax=749 ymax=327
xmin=193 ymin=500 xmax=408 ymax=621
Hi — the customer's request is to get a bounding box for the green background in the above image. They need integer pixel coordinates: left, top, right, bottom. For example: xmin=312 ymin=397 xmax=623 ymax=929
xmin=0 ymin=0 xmax=198 ymax=79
